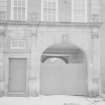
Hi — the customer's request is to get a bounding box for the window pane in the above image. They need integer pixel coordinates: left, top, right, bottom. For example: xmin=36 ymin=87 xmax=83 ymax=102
xmin=13 ymin=7 xmax=18 ymax=20
xmin=42 ymin=0 xmax=57 ymax=21
xmin=17 ymin=8 xmax=22 ymax=20
xmin=14 ymin=0 xmax=18 ymax=7
xmin=21 ymin=0 xmax=25 ymax=7
xmin=21 ymin=8 xmax=25 ymax=19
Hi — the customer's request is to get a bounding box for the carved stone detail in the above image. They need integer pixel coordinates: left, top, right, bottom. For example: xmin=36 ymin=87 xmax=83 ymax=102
xmin=62 ymin=34 xmax=70 ymax=43
xmin=91 ymin=27 xmax=99 ymax=39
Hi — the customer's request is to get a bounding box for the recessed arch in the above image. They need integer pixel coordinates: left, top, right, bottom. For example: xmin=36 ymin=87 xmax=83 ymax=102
xmin=40 ymin=42 xmax=88 ymax=96
xmin=41 ymin=42 xmax=86 ymax=64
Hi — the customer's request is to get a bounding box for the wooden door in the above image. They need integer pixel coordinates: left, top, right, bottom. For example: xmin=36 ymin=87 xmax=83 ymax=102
xmin=8 ymin=58 xmax=27 ymax=96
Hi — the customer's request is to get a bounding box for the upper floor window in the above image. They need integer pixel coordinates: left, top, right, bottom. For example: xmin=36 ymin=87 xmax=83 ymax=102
xmin=41 ymin=0 xmax=58 ymax=22
xmin=72 ymin=0 xmax=88 ymax=22
xmin=11 ymin=0 xmax=27 ymax=21
xmin=41 ymin=0 xmax=88 ymax=22
xmin=0 ymin=0 xmax=7 ymax=20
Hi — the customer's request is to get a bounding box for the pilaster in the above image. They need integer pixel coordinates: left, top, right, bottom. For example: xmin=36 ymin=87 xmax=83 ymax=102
xmin=89 ymin=27 xmax=101 ymax=97
xmin=29 ymin=29 xmax=40 ymax=96
xmin=0 ymin=26 xmax=5 ymax=96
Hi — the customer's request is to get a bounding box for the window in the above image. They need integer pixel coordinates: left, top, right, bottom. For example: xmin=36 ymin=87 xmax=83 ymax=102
xmin=41 ymin=0 xmax=88 ymax=22
xmin=10 ymin=39 xmax=26 ymax=49
xmin=59 ymin=0 xmax=88 ymax=22
xmin=72 ymin=0 xmax=88 ymax=22
xmin=0 ymin=0 xmax=7 ymax=20
xmin=11 ymin=0 xmax=27 ymax=21
xmin=41 ymin=0 xmax=58 ymax=22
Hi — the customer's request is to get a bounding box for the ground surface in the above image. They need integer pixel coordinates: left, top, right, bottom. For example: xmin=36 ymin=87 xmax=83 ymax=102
xmin=0 ymin=95 xmax=104 ymax=105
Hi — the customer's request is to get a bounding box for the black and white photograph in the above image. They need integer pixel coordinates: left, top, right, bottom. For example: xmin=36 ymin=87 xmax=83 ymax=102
xmin=0 ymin=0 xmax=104 ymax=105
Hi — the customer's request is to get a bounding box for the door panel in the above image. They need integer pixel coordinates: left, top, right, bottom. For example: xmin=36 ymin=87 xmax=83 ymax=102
xmin=8 ymin=58 xmax=27 ymax=95
xmin=63 ymin=64 xmax=87 ymax=95
xmin=40 ymin=62 xmax=87 ymax=95
xmin=40 ymin=64 xmax=64 ymax=95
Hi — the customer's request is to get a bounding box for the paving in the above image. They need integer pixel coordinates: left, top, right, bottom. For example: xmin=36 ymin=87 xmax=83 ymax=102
xmin=0 ymin=95 xmax=104 ymax=105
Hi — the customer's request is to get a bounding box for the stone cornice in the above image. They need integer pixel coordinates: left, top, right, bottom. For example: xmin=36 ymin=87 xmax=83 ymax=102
xmin=0 ymin=20 xmax=102 ymax=28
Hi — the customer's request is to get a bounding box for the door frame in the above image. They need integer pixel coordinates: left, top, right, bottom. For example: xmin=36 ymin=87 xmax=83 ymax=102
xmin=4 ymin=54 xmax=30 ymax=97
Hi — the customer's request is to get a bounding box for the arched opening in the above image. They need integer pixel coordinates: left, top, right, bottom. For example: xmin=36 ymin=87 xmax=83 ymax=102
xmin=40 ymin=42 xmax=88 ymax=96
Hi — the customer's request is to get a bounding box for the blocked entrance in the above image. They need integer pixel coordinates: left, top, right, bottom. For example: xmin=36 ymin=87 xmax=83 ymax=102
xmin=40 ymin=43 xmax=88 ymax=96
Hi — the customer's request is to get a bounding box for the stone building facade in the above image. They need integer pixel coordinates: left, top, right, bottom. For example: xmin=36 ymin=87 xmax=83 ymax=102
xmin=0 ymin=0 xmax=104 ymax=97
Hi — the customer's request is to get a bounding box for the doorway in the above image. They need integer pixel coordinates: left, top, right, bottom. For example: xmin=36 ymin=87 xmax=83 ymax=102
xmin=8 ymin=58 xmax=27 ymax=96
xmin=40 ymin=43 xmax=88 ymax=96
